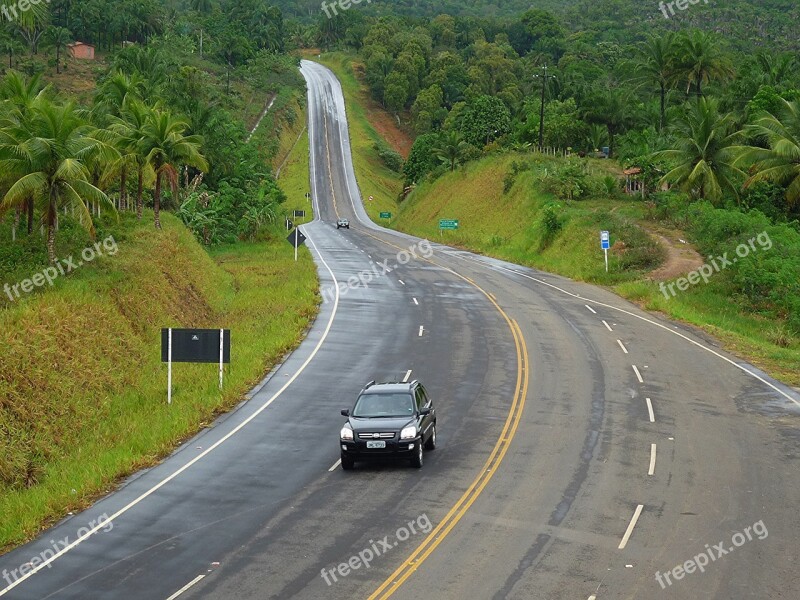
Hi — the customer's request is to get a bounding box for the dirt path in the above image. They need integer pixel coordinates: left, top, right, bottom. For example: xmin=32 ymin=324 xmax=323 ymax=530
xmin=350 ymin=62 xmax=414 ymax=158
xmin=646 ymin=227 xmax=705 ymax=281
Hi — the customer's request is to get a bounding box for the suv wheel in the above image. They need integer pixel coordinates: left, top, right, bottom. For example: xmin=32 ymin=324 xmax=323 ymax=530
xmin=424 ymin=424 xmax=437 ymax=450
xmin=410 ymin=441 xmax=423 ymax=468
xmin=341 ymin=455 xmax=355 ymax=470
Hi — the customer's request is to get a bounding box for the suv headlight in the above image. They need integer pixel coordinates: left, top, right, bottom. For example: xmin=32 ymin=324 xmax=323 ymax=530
xmin=340 ymin=425 xmax=354 ymax=441
xmin=400 ymin=425 xmax=417 ymax=440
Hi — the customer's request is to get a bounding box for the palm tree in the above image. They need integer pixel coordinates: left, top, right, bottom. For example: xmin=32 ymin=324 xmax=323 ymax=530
xmin=434 ymin=131 xmax=469 ymax=172
xmin=44 ymin=26 xmax=72 ymax=74
xmin=15 ymin=0 xmax=50 ymax=55
xmin=754 ymin=52 xmax=796 ymax=87
xmin=139 ymin=108 xmax=208 ymax=229
xmin=0 ymin=100 xmax=116 ymax=263
xmin=0 ymin=34 xmax=24 ymax=69
xmin=109 ymin=98 xmax=153 ymax=219
xmin=735 ymin=99 xmax=800 ymax=206
xmin=631 ymin=33 xmax=677 ymax=131
xmin=653 ymin=97 xmax=745 ymax=204
xmin=673 ymin=30 xmax=735 ymax=98
xmin=94 ymin=71 xmax=144 ymax=117
xmin=0 ymin=71 xmax=50 ymax=234
xmin=582 ymin=86 xmax=635 ymax=157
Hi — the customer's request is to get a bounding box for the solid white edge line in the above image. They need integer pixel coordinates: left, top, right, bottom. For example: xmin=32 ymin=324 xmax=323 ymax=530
xmin=602 ymin=320 xmax=613 ymax=332
xmin=617 ymin=340 xmax=629 ymax=354
xmin=645 ymin=397 xmax=655 ymax=422
xmin=328 ymin=459 xmax=342 ymax=472
xmin=313 ymin=59 xmax=800 ymax=412
xmin=459 ymin=260 xmax=800 ymax=408
xmin=585 ymin=304 xmax=597 ymax=314
xmin=632 ymin=365 xmax=644 ymax=383
xmin=166 ymin=574 xmax=206 ymax=600
xmin=403 ymin=369 xmax=412 ymax=383
xmin=648 ymin=444 xmax=657 ymax=476
xmin=0 ymin=221 xmax=342 ymax=596
xmin=618 ymin=504 xmax=644 ymax=549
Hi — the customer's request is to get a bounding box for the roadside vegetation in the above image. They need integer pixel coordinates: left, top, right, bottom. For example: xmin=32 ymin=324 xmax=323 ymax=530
xmin=311 ymin=8 xmax=800 ymax=386
xmin=0 ymin=3 xmax=321 ymax=549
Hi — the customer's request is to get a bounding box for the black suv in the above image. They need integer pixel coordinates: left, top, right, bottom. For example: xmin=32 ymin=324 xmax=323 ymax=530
xmin=339 ymin=381 xmax=436 ymax=470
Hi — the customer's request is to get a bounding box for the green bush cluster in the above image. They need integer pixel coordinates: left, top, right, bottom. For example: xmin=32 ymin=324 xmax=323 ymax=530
xmin=374 ymin=141 xmax=404 ymax=172
xmin=687 ymin=202 xmax=800 ymax=331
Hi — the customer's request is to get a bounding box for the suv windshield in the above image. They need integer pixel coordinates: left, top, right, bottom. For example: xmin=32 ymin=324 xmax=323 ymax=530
xmin=353 ymin=393 xmax=414 ymax=418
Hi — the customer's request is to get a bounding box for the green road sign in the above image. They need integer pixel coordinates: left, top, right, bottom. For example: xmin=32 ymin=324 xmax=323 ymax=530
xmin=439 ymin=219 xmax=459 ymax=230
xmin=380 ymin=212 xmax=392 ymax=219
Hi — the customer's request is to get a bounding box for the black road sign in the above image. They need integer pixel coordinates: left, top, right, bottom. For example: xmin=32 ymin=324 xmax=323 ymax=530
xmin=286 ymin=228 xmax=306 ymax=248
xmin=294 ymin=210 xmax=306 ymax=218
xmin=161 ymin=329 xmax=230 ymax=363
xmin=286 ymin=218 xmax=294 ymax=230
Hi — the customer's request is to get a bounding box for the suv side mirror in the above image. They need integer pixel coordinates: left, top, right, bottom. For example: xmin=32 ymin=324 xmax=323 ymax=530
xmin=419 ymin=407 xmax=431 ymax=416
xmin=341 ymin=409 xmax=350 ymax=417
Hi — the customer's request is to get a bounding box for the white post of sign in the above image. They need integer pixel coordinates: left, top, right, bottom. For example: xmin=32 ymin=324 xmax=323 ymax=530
xmin=219 ymin=328 xmax=224 ymax=391
xmin=294 ymin=229 xmax=298 ymax=262
xmin=605 ymin=248 xmax=609 ymax=273
xmin=167 ymin=328 xmax=173 ymax=405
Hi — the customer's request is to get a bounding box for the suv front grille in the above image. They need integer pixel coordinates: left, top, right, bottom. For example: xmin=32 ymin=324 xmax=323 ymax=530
xmin=358 ymin=432 xmax=395 ymax=440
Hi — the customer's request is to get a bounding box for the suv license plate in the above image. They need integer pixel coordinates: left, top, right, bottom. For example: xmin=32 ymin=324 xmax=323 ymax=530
xmin=366 ymin=441 xmax=386 ymax=449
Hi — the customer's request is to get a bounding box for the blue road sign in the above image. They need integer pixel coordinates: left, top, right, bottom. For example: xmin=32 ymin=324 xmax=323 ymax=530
xmin=601 ymin=231 xmax=610 ymax=250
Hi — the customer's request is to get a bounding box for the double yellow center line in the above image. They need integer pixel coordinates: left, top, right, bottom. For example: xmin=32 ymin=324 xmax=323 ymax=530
xmin=362 ymin=248 xmax=531 ymax=599
xmin=315 ymin=92 xmax=530 ymax=598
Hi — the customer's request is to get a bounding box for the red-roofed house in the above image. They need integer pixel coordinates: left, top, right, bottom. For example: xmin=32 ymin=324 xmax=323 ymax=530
xmin=67 ymin=42 xmax=95 ymax=60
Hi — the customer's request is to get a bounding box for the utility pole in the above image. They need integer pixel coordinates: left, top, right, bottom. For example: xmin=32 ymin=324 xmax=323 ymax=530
xmin=533 ymin=65 xmax=556 ymax=151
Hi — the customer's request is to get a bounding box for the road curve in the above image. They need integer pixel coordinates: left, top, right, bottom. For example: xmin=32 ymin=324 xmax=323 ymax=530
xmin=1 ymin=60 xmax=799 ymax=600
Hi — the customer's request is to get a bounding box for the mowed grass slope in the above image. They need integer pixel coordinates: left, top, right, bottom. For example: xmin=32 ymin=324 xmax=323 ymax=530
xmin=0 ymin=213 xmax=318 ymax=549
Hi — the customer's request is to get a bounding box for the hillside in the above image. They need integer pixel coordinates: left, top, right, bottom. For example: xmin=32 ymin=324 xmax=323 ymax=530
xmin=0 ymin=212 xmax=318 ymax=550
xmin=313 ymin=54 xmax=800 ymax=388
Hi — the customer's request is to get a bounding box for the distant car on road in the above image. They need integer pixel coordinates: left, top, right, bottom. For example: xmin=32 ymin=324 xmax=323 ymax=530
xmin=337 ymin=218 xmax=350 ymax=229
xmin=339 ymin=381 xmax=436 ymax=470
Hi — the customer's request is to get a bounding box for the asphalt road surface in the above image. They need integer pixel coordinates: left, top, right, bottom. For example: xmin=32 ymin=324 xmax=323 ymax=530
xmin=1 ymin=59 xmax=799 ymax=600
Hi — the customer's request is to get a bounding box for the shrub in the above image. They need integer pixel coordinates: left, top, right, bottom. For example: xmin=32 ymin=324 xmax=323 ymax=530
xmin=374 ymin=141 xmax=403 ymax=172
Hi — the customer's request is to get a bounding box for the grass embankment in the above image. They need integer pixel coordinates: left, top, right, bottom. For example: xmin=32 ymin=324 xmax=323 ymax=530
xmin=277 ymin=122 xmax=313 ymax=223
xmin=311 ymin=55 xmax=800 ymax=387
xmin=0 ymin=101 xmax=319 ymax=549
xmin=0 ymin=212 xmax=318 ymax=550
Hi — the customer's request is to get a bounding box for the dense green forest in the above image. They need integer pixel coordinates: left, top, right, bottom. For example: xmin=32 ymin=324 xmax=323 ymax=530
xmin=0 ymin=0 xmax=310 ymax=280
xmin=306 ymin=3 xmax=800 ymax=332
xmin=1 ymin=0 xmax=798 ymax=328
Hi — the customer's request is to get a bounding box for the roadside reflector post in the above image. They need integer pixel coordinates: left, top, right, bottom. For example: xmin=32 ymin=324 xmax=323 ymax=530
xmin=167 ymin=328 xmax=173 ymax=405
xmin=219 ymin=328 xmax=224 ymax=391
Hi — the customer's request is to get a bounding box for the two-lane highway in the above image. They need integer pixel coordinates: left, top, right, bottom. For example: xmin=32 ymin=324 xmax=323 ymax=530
xmin=1 ymin=60 xmax=798 ymax=600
